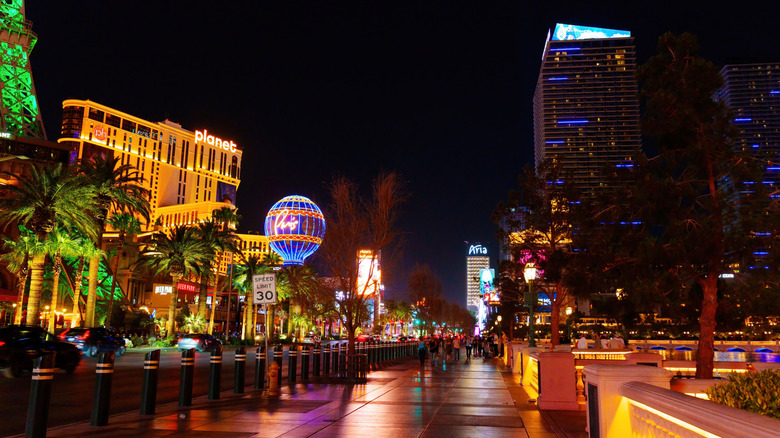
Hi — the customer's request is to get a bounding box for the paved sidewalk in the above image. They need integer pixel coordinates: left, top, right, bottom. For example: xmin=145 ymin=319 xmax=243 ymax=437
xmin=26 ymin=356 xmax=586 ymax=438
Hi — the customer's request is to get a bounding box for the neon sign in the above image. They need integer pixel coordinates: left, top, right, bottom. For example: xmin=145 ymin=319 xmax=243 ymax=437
xmin=93 ymin=126 xmax=108 ymax=141
xmin=468 ymin=244 xmax=488 ymax=255
xmin=195 ymin=129 xmax=237 ymax=152
xmin=274 ymin=209 xmax=299 ymax=232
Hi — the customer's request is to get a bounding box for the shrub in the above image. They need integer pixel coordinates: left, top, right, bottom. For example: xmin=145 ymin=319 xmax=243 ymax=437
xmin=152 ymin=339 xmax=172 ymax=348
xmin=706 ymin=370 xmax=780 ymax=420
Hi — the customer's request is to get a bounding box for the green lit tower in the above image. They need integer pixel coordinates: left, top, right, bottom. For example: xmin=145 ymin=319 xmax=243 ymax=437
xmin=0 ymin=0 xmax=45 ymax=139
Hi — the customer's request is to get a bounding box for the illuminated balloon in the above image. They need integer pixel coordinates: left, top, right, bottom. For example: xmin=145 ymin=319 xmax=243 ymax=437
xmin=264 ymin=195 xmax=325 ymax=266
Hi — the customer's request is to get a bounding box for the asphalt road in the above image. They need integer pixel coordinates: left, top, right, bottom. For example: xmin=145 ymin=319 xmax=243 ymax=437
xmin=0 ymin=347 xmax=267 ymax=437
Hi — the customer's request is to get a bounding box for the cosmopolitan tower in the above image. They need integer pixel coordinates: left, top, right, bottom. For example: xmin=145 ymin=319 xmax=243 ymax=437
xmin=533 ymin=24 xmax=641 ymax=195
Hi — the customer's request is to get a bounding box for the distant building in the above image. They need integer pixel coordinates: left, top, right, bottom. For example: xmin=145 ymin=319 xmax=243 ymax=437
xmin=466 ymin=244 xmax=490 ymax=312
xmin=717 ymin=60 xmax=780 ymax=196
xmin=533 ymin=23 xmax=642 ymax=196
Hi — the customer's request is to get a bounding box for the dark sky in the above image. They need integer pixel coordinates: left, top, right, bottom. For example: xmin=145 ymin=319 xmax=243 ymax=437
xmin=24 ymin=1 xmax=777 ymax=306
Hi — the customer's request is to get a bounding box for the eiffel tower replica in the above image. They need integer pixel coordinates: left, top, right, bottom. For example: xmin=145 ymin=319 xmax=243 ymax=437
xmin=0 ymin=0 xmax=45 ymax=140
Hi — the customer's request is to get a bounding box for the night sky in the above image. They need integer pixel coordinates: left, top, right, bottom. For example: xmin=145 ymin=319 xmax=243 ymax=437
xmin=24 ymin=1 xmax=778 ymax=306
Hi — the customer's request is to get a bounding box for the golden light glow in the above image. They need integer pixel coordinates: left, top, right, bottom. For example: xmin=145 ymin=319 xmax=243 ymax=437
xmin=627 ymin=399 xmax=720 ymax=438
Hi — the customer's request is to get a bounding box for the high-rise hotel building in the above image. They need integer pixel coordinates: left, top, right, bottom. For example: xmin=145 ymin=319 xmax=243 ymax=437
xmin=466 ymin=244 xmax=490 ymax=312
xmin=717 ymin=61 xmax=780 ymax=193
xmin=533 ymin=24 xmax=641 ymax=195
xmin=57 ymin=100 xmax=273 ymax=274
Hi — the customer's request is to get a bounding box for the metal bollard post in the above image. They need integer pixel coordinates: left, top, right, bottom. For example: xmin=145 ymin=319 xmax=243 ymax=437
xmin=179 ymin=349 xmax=195 ymax=406
xmin=91 ymin=351 xmax=116 ymax=426
xmin=25 ymin=352 xmax=55 ymax=438
xmin=340 ymin=342 xmax=347 ymax=377
xmin=140 ymin=350 xmax=161 ymax=415
xmin=331 ymin=342 xmax=339 ymax=376
xmin=273 ymin=345 xmax=283 ymax=387
xmin=288 ymin=345 xmax=298 ymax=383
xmin=254 ymin=346 xmax=266 ymax=389
xmin=234 ymin=346 xmax=246 ymax=393
xmin=322 ymin=343 xmax=331 ymax=376
xmin=209 ymin=346 xmax=223 ymax=399
xmin=312 ymin=343 xmax=321 ymax=378
xmin=301 ymin=345 xmax=310 ymax=380
xmin=370 ymin=341 xmax=376 ymax=368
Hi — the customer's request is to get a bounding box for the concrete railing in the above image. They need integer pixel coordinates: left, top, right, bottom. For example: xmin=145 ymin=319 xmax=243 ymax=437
xmin=584 ymin=364 xmax=780 ymax=438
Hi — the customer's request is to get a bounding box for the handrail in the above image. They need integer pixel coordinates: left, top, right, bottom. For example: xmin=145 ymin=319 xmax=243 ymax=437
xmin=619 ymin=381 xmax=780 ymax=438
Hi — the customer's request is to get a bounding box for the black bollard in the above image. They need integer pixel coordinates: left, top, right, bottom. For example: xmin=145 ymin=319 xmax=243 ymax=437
xmin=312 ymin=343 xmax=321 ymax=378
xmin=301 ymin=345 xmax=310 ymax=380
xmin=25 ymin=352 xmax=55 ymax=438
xmin=330 ymin=343 xmax=338 ymax=376
xmin=273 ymin=345 xmax=283 ymax=387
xmin=288 ymin=345 xmax=298 ymax=383
xmin=140 ymin=350 xmax=161 ymax=415
xmin=369 ymin=341 xmax=375 ymax=368
xmin=179 ymin=349 xmax=195 ymax=406
xmin=91 ymin=351 xmax=116 ymax=426
xmin=254 ymin=346 xmax=266 ymax=389
xmin=322 ymin=343 xmax=331 ymax=376
xmin=209 ymin=346 xmax=223 ymax=399
xmin=234 ymin=346 xmax=246 ymax=393
xmin=340 ymin=342 xmax=347 ymax=377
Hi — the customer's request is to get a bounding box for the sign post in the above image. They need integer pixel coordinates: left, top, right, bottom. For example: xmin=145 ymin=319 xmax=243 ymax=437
xmin=252 ymin=274 xmax=277 ymax=389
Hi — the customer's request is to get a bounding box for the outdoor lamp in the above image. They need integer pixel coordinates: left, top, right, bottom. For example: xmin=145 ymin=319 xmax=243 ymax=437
xmin=524 ymin=263 xmax=538 ymax=347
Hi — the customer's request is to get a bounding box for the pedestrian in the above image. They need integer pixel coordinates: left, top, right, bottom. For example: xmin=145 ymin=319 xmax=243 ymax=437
xmin=592 ymin=333 xmax=601 ymax=349
xmin=418 ymin=338 xmax=428 ymax=366
xmin=500 ymin=331 xmax=508 ymax=357
xmin=452 ymin=336 xmax=461 ymax=361
xmin=465 ymin=336 xmax=472 ymax=359
xmin=429 ymin=337 xmax=439 ymax=365
xmin=477 ymin=336 xmax=484 ymax=358
xmin=576 ymin=334 xmax=587 ymax=349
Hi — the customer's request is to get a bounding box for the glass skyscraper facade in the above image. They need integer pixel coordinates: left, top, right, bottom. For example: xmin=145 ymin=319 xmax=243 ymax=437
xmin=533 ymin=24 xmax=641 ymax=195
xmin=717 ymin=61 xmax=780 ymax=195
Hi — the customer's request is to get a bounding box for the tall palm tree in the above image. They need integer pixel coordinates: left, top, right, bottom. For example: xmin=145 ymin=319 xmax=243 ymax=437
xmin=77 ymin=155 xmax=150 ymax=326
xmin=135 ymin=226 xmax=209 ymax=339
xmin=212 ymin=206 xmax=241 ymax=231
xmin=195 ymin=219 xmax=240 ymax=318
xmin=0 ymin=163 xmax=98 ymax=325
xmin=69 ymin=242 xmax=103 ymax=328
xmin=232 ymin=254 xmax=270 ymax=340
xmin=1 ymin=226 xmax=40 ymax=324
xmin=43 ymin=229 xmax=83 ymax=331
xmin=104 ymin=212 xmax=142 ymax=328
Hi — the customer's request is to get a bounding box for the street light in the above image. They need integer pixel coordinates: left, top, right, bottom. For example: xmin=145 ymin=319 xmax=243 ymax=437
xmin=524 ymin=263 xmax=538 ymax=347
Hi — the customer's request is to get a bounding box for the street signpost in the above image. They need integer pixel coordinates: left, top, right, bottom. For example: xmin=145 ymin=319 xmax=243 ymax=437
xmin=252 ymin=274 xmax=276 ymax=389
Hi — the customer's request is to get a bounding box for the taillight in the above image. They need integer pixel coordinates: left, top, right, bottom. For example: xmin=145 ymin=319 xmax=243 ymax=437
xmin=0 ymin=340 xmax=5 ymax=347
xmin=58 ymin=332 xmax=67 ymax=340
xmin=80 ymin=330 xmax=90 ymax=340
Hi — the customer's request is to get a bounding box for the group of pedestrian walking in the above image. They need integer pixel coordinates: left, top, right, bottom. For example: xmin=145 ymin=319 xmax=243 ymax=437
xmin=418 ymin=332 xmax=509 ymax=367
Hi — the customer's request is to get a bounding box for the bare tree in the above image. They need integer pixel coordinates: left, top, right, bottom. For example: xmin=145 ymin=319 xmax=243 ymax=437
xmin=318 ymin=173 xmax=407 ymax=354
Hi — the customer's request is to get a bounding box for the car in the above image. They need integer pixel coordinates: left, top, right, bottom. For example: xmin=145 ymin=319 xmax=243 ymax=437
xmin=356 ymin=334 xmax=371 ymax=342
xmin=0 ymin=325 xmax=82 ymax=378
xmin=302 ymin=334 xmax=321 ymax=344
xmin=60 ymin=327 xmax=126 ymax=358
xmin=177 ymin=333 xmax=222 ymax=352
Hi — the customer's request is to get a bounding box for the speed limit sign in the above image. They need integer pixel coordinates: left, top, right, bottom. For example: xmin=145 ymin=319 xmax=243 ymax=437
xmin=252 ymin=273 xmax=277 ymax=304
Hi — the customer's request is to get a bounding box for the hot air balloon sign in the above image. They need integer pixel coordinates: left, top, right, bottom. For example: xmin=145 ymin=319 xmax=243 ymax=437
xmin=264 ymin=195 xmax=326 ymax=266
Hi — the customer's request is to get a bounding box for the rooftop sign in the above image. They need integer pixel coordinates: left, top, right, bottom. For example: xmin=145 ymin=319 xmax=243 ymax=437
xmin=195 ymin=129 xmax=237 ymax=152
xmin=468 ymin=244 xmax=488 ymax=256
xmin=552 ymin=23 xmax=630 ymax=41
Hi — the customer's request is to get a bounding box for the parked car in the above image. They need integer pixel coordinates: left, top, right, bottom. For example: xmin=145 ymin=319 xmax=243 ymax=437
xmin=177 ymin=333 xmax=222 ymax=352
xmin=0 ymin=325 xmax=82 ymax=378
xmin=59 ymin=327 xmax=126 ymax=357
xmin=302 ymin=334 xmax=321 ymax=344
xmin=356 ymin=334 xmax=371 ymax=342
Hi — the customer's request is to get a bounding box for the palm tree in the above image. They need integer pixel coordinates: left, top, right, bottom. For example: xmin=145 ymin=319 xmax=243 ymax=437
xmin=212 ymin=206 xmax=241 ymax=231
xmin=232 ymin=254 xmax=270 ymax=340
xmin=1 ymin=226 xmax=40 ymax=324
xmin=135 ymin=226 xmax=209 ymax=339
xmin=195 ymin=219 xmax=240 ymax=318
xmin=77 ymin=155 xmax=150 ymax=326
xmin=0 ymin=163 xmax=98 ymax=325
xmin=104 ymin=212 xmax=142 ymax=328
xmin=69 ymin=241 xmax=103 ymax=328
xmin=43 ymin=229 xmax=83 ymax=331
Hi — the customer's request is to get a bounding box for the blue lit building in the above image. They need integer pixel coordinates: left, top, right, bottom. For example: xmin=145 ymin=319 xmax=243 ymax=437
xmin=533 ymin=24 xmax=641 ymax=195
xmin=717 ymin=60 xmax=780 ymax=195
